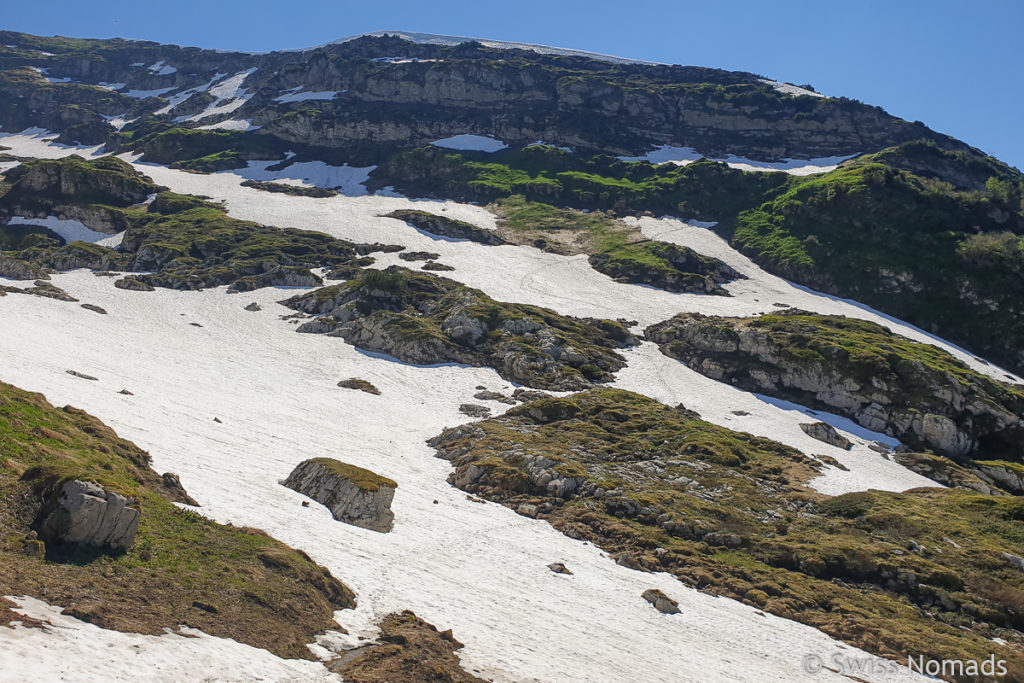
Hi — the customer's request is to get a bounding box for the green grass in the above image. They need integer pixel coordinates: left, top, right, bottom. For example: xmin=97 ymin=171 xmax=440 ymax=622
xmin=430 ymin=388 xmax=1024 ymax=678
xmin=305 ymin=458 xmax=396 ymax=492
xmin=0 ymin=381 xmax=354 ymax=659
xmin=731 ymin=161 xmax=1024 ymax=374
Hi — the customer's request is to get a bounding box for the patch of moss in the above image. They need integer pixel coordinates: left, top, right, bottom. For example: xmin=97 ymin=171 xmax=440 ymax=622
xmin=306 ymin=458 xmax=396 ymax=492
xmin=730 ymin=161 xmax=1024 ymax=375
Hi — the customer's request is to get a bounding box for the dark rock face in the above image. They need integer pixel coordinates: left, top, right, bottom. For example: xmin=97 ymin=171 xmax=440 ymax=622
xmin=644 ymin=311 xmax=1024 ymax=460
xmin=799 ymin=422 xmax=853 ymax=450
xmin=398 ymin=250 xmax=441 ymax=262
xmin=589 ymin=242 xmax=744 ymax=295
xmin=385 ymin=210 xmax=508 ymax=246
xmin=0 ymin=256 xmax=50 ymax=280
xmin=114 ymin=277 xmax=155 ymax=291
xmin=642 ymin=589 xmax=680 ymax=614
xmin=36 ymin=479 xmax=140 ymax=552
xmin=459 ymin=404 xmax=491 ymax=418
xmin=283 ymin=458 xmax=397 ymax=533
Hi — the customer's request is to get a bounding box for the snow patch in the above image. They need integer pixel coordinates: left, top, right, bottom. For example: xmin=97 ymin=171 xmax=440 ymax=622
xmin=759 ymin=79 xmax=825 ymax=98
xmin=618 ymin=145 xmax=857 ymax=174
xmin=121 ymin=86 xmax=175 ymax=99
xmin=229 ymin=159 xmax=375 ymax=196
xmin=431 ymin=134 xmax=508 ymax=152
xmin=6 ymin=216 xmax=122 ymax=246
xmin=0 ymin=596 xmax=340 ymax=683
xmin=147 ymin=61 xmax=178 ymax=76
xmin=273 ymin=88 xmax=338 ymax=103
xmin=180 ymin=69 xmax=257 ymax=122
xmin=197 ymin=118 xmax=260 ymax=131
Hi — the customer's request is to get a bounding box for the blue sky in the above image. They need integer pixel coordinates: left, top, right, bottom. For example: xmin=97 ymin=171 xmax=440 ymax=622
xmin=5 ymin=0 xmax=1022 ymax=169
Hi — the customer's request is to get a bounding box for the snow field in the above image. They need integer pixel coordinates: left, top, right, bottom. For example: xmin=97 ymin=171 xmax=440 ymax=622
xmin=0 ymin=272 xmax=925 ymax=683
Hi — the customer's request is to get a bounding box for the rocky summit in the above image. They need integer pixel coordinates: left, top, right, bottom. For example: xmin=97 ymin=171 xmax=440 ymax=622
xmin=1 ymin=20 xmax=1023 ymax=683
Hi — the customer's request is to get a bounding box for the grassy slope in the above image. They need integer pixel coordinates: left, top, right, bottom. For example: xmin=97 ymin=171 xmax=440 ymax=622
xmin=370 ymin=142 xmax=1024 ymax=375
xmin=430 ymin=388 xmax=1024 ymax=679
xmin=731 ymin=159 xmax=1024 ymax=374
xmin=0 ymin=380 xmax=355 ymax=660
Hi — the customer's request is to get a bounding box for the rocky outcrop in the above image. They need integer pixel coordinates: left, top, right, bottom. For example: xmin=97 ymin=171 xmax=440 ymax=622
xmin=114 ymin=277 xmax=155 ymax=291
xmin=282 ymin=267 xmax=637 ymax=391
xmin=0 ymin=256 xmax=50 ymax=280
xmin=642 ymin=589 xmax=680 ymax=614
xmin=337 ymin=378 xmax=381 ymax=395
xmin=398 ymin=250 xmax=440 ymax=262
xmin=799 ymin=422 xmax=852 ymax=450
xmin=589 ymin=243 xmax=743 ymax=295
xmin=459 ymin=404 xmax=491 ymax=418
xmin=385 ymin=210 xmax=508 ymax=246
xmin=889 ymin=452 xmax=1003 ymax=494
xmin=36 ymin=479 xmax=140 ymax=552
xmin=644 ymin=311 xmax=1024 ymax=461
xmin=1 ymin=155 xmax=161 ymax=209
xmin=330 ymin=610 xmax=487 ymax=683
xmin=240 ymin=179 xmax=337 ymax=198
xmin=283 ymin=458 xmax=397 ymax=533
xmin=971 ymin=461 xmax=1024 ymax=496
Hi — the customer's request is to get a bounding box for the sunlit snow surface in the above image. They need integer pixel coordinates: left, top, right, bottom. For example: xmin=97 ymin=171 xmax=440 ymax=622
xmin=431 ymin=134 xmax=509 ymax=152
xmin=618 ymin=144 xmax=857 ymax=175
xmin=0 ymin=130 xmax=1007 ymax=682
xmin=6 ymin=215 xmax=123 ymax=247
xmin=226 ymin=159 xmax=376 ymax=196
xmin=273 ymin=87 xmax=339 ymax=103
xmin=1 ymin=596 xmax=338 ymax=683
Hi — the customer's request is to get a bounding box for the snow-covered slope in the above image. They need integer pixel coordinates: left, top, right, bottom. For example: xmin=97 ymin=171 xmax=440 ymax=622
xmin=0 ymin=129 xmax=1004 ymax=682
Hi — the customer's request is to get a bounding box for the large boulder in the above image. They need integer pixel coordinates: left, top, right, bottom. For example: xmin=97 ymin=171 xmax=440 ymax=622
xmin=283 ymin=458 xmax=397 ymax=533
xmin=642 ymin=589 xmax=680 ymax=614
xmin=799 ymin=421 xmax=853 ymax=450
xmin=36 ymin=479 xmax=140 ymax=552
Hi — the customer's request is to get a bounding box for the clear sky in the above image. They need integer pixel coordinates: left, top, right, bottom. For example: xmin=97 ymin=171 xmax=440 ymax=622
xmin=4 ymin=0 xmax=1022 ymax=169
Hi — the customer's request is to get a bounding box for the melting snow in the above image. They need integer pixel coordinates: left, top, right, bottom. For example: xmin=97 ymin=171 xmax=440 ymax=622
xmin=0 ymin=130 xmax=998 ymax=682
xmin=147 ymin=61 xmax=178 ymax=76
xmin=229 ymin=159 xmax=374 ymax=196
xmin=273 ymin=88 xmax=339 ymax=103
xmin=431 ymin=134 xmax=509 ymax=152
xmin=180 ymin=69 xmax=257 ymax=122
xmin=1 ymin=596 xmax=339 ymax=682
xmin=6 ymin=216 xmax=123 ymax=247
xmin=759 ymin=79 xmax=825 ymax=98
xmin=618 ymin=144 xmax=857 ymax=174
xmin=121 ymin=86 xmax=175 ymax=99
xmin=0 ymin=270 xmax=926 ymax=683
xmin=197 ymin=118 xmax=260 ymax=131
xmin=153 ymin=72 xmax=227 ymax=114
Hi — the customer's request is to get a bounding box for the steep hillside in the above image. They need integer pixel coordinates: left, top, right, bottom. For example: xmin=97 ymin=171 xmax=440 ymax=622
xmin=1 ymin=30 xmax=951 ymax=159
xmin=2 ymin=26 xmax=1024 ymax=683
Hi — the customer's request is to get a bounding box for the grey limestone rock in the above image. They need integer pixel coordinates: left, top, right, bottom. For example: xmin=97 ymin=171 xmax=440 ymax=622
xmin=283 ymin=458 xmax=397 ymax=533
xmin=37 ymin=480 xmax=140 ymax=552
